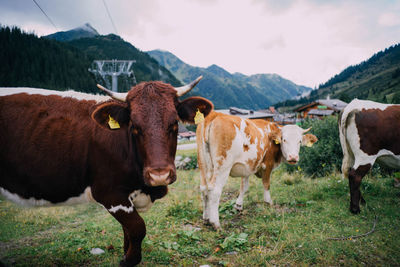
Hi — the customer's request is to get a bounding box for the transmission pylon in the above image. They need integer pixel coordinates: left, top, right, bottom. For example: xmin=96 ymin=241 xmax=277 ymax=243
xmin=89 ymin=59 xmax=136 ymax=92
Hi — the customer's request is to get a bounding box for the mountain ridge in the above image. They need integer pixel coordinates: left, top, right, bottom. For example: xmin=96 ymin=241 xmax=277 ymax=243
xmin=45 ymin=23 xmax=99 ymax=42
xmin=148 ymin=49 xmax=312 ymax=109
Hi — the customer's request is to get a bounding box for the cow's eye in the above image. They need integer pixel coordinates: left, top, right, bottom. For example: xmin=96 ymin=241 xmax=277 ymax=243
xmin=283 ymin=139 xmax=286 ymax=143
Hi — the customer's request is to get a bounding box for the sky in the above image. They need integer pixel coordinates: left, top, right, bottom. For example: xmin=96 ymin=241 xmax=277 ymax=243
xmin=0 ymin=0 xmax=399 ymax=88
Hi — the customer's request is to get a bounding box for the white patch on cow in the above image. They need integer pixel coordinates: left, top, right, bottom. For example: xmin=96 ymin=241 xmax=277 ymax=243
xmin=107 ymin=190 xmax=153 ymax=214
xmin=128 ymin=190 xmax=153 ymax=213
xmin=228 ymin=119 xmax=261 ymax=177
xmin=0 ymin=87 xmax=110 ymax=103
xmin=108 ymin=204 xmax=134 ymax=214
xmin=0 ymin=186 xmax=94 ymax=207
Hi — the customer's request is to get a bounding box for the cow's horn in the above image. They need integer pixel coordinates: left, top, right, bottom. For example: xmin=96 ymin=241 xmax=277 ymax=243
xmin=96 ymin=84 xmax=128 ymax=102
xmin=174 ymin=76 xmax=203 ymax=96
xmin=303 ymin=127 xmax=312 ymax=133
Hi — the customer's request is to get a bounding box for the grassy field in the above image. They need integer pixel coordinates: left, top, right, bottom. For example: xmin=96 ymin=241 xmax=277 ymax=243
xmin=1 ymin=152 xmax=400 ymax=266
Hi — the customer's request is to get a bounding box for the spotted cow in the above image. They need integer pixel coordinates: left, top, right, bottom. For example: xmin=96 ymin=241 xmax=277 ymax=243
xmin=196 ymin=111 xmax=317 ymax=229
xmin=339 ymin=99 xmax=400 ymax=214
xmin=0 ymin=77 xmax=213 ymax=266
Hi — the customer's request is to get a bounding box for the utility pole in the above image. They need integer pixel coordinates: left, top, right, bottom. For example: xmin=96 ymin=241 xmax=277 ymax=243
xmin=89 ymin=59 xmax=136 ymax=92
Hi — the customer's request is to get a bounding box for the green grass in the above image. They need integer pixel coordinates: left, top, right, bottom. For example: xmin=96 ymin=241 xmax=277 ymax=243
xmin=1 ymin=167 xmax=400 ymax=266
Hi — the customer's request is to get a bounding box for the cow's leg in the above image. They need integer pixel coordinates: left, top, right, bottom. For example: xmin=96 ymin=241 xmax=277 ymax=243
xmin=123 ymin=227 xmax=129 ymax=254
xmin=234 ymin=176 xmax=249 ymax=211
xmin=200 ymin=185 xmax=210 ymax=224
xmin=207 ymin=171 xmax=229 ymax=230
xmin=348 ymin=164 xmax=371 ymax=214
xmin=94 ymin=192 xmax=146 ymax=266
xmin=262 ymin=167 xmax=273 ymax=205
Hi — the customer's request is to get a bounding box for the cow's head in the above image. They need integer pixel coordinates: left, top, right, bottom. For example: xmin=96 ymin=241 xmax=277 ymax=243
xmin=272 ymin=125 xmax=318 ymax=164
xmin=91 ymin=76 xmax=213 ymax=186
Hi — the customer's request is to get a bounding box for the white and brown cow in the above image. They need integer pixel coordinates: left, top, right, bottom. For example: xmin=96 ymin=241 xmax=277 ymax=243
xmin=339 ymin=99 xmax=400 ymax=214
xmin=196 ymin=111 xmax=317 ymax=229
xmin=0 ymin=77 xmax=213 ymax=266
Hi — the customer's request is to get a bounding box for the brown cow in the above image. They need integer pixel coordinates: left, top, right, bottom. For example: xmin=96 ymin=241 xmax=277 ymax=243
xmin=0 ymin=77 xmax=213 ymax=266
xmin=197 ymin=111 xmax=317 ymax=229
xmin=339 ymin=99 xmax=400 ymax=214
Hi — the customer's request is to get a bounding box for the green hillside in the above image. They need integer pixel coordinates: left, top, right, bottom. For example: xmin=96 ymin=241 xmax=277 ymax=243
xmin=0 ymin=26 xmax=98 ymax=93
xmin=0 ymin=26 xmax=181 ymax=94
xmin=148 ymin=50 xmax=311 ymax=110
xmin=67 ymin=35 xmax=181 ymax=89
xmin=276 ymin=43 xmax=400 ymax=109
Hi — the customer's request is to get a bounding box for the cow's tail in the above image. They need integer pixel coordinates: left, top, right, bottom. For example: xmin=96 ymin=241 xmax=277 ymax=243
xmin=196 ymin=113 xmax=214 ymax=192
xmin=338 ymin=108 xmax=355 ymax=179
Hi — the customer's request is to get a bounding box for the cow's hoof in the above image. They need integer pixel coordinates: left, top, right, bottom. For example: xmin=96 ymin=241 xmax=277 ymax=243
xmin=120 ymin=259 xmax=140 ymax=267
xmin=350 ymin=206 xmax=361 ymax=214
xmin=264 ymin=200 xmax=273 ymax=206
xmin=234 ymin=203 xmax=243 ymax=211
xmin=210 ymin=222 xmax=221 ymax=231
xmin=120 ymin=255 xmax=141 ymax=267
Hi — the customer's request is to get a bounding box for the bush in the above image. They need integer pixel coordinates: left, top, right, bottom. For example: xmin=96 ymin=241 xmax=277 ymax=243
xmin=283 ymin=116 xmax=343 ymax=177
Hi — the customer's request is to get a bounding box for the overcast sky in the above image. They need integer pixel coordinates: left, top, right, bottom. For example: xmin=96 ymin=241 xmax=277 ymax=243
xmin=1 ymin=0 xmax=399 ymax=87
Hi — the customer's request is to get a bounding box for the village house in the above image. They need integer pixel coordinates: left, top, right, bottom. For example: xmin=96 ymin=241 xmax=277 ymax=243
xmin=295 ymin=98 xmax=347 ymax=119
xmin=178 ymin=123 xmax=196 ymax=141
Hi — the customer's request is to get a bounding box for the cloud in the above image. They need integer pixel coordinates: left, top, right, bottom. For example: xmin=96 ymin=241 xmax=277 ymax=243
xmin=378 ymin=12 xmax=400 ymax=27
xmin=0 ymin=0 xmax=399 ymax=87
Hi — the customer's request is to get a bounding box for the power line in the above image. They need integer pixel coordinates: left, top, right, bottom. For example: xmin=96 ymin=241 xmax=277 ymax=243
xmin=32 ymin=0 xmax=58 ymax=31
xmin=102 ymin=0 xmax=118 ymax=35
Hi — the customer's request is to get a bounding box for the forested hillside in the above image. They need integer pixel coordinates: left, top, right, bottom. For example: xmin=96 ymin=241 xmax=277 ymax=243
xmin=276 ymin=43 xmax=400 ymax=109
xmin=0 ymin=26 xmax=98 ymax=93
xmin=0 ymin=26 xmax=182 ymax=94
xmin=148 ymin=50 xmax=311 ymax=109
xmin=67 ymin=35 xmax=181 ymax=88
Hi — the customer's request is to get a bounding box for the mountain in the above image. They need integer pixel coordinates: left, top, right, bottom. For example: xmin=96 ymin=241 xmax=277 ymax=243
xmin=46 ymin=23 xmax=99 ymax=42
xmin=276 ymin=43 xmax=400 ymax=108
xmin=148 ymin=50 xmax=311 ymax=109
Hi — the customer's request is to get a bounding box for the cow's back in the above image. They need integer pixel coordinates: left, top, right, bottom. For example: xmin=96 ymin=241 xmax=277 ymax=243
xmin=339 ymin=99 xmax=400 ymax=173
xmin=0 ymin=93 xmax=101 ymax=203
xmin=197 ymin=111 xmax=271 ymax=184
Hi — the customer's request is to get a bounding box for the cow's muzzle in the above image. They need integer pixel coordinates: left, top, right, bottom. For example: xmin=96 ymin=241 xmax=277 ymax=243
xmin=144 ymin=166 xmax=176 ymax=186
xmin=287 ymin=155 xmax=299 ymax=165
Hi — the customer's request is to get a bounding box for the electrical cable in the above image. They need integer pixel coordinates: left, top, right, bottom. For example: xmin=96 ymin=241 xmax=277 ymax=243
xmin=32 ymin=0 xmax=58 ymax=31
xmin=102 ymin=0 xmax=118 ymax=35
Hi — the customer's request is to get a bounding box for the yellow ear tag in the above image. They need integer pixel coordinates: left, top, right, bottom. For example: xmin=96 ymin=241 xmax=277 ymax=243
xmin=306 ymin=142 xmax=313 ymax=147
xmin=194 ymin=109 xmax=205 ymax=124
xmin=274 ymin=139 xmax=280 ymax=145
xmin=108 ymin=115 xmax=120 ymax=129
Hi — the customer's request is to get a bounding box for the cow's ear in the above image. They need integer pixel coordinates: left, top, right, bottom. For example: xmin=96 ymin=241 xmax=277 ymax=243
xmin=270 ymin=130 xmax=282 ymax=145
xmin=91 ymin=102 xmax=130 ymax=130
xmin=177 ymin=97 xmax=213 ymax=124
xmin=302 ymin=134 xmax=318 ymax=147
